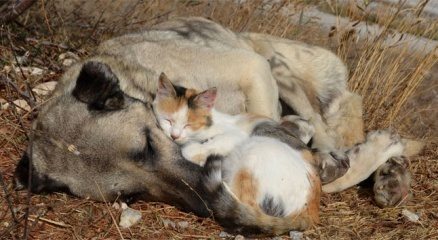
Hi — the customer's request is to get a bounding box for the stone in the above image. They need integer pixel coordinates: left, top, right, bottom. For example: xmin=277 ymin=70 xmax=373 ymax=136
xmin=119 ymin=207 xmax=142 ymax=228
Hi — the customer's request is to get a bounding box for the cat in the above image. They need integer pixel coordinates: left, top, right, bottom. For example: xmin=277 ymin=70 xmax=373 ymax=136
xmin=152 ymin=72 xmax=315 ymax=165
xmin=153 ymin=72 xmax=321 ymax=233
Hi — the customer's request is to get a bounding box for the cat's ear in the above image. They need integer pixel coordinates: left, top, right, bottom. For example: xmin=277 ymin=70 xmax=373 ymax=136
xmin=194 ymin=87 xmax=217 ymax=110
xmin=157 ymin=72 xmax=176 ymax=98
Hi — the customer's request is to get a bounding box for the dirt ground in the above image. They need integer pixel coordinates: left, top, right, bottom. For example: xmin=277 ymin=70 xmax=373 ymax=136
xmin=1 ymin=1 xmax=437 ymax=239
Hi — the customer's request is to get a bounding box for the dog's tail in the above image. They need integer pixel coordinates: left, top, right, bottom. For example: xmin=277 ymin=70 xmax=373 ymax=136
xmin=203 ymin=155 xmax=313 ymax=236
xmin=401 ymin=138 xmax=424 ymax=157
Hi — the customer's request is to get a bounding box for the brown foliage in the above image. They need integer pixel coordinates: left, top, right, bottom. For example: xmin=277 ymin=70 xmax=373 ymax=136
xmin=1 ymin=0 xmax=437 ymax=239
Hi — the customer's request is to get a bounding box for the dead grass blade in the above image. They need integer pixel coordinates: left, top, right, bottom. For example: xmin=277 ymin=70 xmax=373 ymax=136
xmin=94 ymin=181 xmax=125 ymax=240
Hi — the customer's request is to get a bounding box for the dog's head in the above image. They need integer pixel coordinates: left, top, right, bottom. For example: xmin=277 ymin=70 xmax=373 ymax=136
xmin=14 ymin=60 xmax=210 ymax=215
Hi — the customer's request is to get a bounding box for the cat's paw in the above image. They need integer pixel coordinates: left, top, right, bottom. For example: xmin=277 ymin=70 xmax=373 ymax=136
xmin=373 ymin=156 xmax=411 ymax=208
xmin=191 ymin=154 xmax=208 ymax=166
xmin=281 ymin=115 xmax=315 ymax=144
xmin=318 ymin=150 xmax=350 ymax=184
xmin=182 ymin=142 xmax=208 ymax=166
xmin=366 ymin=130 xmax=404 ymax=157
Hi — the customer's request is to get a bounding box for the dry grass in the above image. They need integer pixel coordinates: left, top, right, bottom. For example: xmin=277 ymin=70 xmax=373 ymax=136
xmin=320 ymin=0 xmax=438 ymax=132
xmin=309 ymin=0 xmax=438 ymax=40
xmin=1 ymin=0 xmax=437 ymax=239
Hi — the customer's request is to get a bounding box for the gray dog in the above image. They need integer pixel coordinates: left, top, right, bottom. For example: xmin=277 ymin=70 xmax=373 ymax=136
xmin=15 ymin=17 xmax=412 ymax=235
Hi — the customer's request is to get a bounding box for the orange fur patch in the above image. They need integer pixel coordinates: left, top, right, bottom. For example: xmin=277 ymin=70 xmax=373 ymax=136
xmin=286 ymin=170 xmax=321 ymax=227
xmin=185 ymin=88 xmax=212 ymax=130
xmin=187 ymin=108 xmax=211 ymax=131
xmin=305 ymin=172 xmax=321 ymax=224
xmin=156 ymin=97 xmax=186 ymax=113
xmin=300 ymin=150 xmax=318 ymax=167
xmin=232 ymin=168 xmax=259 ymax=207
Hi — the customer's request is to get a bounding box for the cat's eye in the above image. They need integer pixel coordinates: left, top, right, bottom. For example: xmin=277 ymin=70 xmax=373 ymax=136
xmin=183 ymin=124 xmax=191 ymax=129
xmin=165 ymin=119 xmax=173 ymax=125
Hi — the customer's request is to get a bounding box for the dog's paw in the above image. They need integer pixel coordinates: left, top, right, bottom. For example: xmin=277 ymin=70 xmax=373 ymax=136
xmin=318 ymin=150 xmax=350 ymax=184
xmin=373 ymin=156 xmax=411 ymax=208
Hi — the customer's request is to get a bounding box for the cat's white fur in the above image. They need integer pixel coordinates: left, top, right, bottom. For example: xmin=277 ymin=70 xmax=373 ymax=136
xmin=155 ymin=105 xmax=192 ymax=142
xmin=222 ymin=136 xmax=314 ymax=216
xmin=181 ymin=110 xmax=259 ymax=165
xmin=175 ymin=108 xmax=315 ymax=217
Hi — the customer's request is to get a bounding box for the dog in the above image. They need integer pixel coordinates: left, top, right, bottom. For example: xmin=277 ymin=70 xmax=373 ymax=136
xmin=14 ymin=17 xmax=413 ymax=235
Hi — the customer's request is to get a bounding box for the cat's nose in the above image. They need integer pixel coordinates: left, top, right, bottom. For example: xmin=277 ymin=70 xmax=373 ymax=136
xmin=171 ymin=134 xmax=179 ymax=140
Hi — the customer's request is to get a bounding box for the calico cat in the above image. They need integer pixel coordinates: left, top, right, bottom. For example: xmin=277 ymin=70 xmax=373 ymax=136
xmin=153 ymin=73 xmax=321 ymax=233
xmin=153 ymin=73 xmax=275 ymax=165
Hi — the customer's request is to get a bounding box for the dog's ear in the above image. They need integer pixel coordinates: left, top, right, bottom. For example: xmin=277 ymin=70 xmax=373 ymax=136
xmin=73 ymin=61 xmax=126 ymax=110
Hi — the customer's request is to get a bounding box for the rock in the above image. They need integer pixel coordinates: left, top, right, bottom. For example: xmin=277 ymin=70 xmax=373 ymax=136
xmin=120 ymin=202 xmax=128 ymax=210
xmin=58 ymin=51 xmax=80 ymax=61
xmin=32 ymin=81 xmax=57 ymax=97
xmin=0 ymin=98 xmax=9 ymax=111
xmin=13 ymin=99 xmax=31 ymax=113
xmin=112 ymin=202 xmax=121 ymax=210
xmin=219 ymin=231 xmax=234 ymax=238
xmin=119 ymin=206 xmax=142 ymax=228
xmin=30 ymin=67 xmax=44 ymax=75
xmin=3 ymin=65 xmax=12 ymax=74
xmin=59 ymin=52 xmax=80 ymax=67
xmin=13 ymin=66 xmax=45 ymax=76
xmin=58 ymin=53 xmax=67 ymax=61
xmin=402 ymin=209 xmax=420 ymax=223
xmin=234 ymin=235 xmax=245 ymax=240
xmin=177 ymin=221 xmax=189 ymax=229
xmin=162 ymin=219 xmax=176 ymax=229
xmin=289 ymin=231 xmax=303 ymax=240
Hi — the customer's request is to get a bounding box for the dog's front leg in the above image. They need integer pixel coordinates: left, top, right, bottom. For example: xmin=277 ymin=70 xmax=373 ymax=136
xmin=238 ymin=56 xmax=280 ymax=120
xmin=322 ymin=130 xmax=404 ymax=193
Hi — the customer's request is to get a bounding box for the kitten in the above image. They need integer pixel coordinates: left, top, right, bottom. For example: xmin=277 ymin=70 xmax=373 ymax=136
xmin=153 ymin=73 xmax=321 ymax=233
xmin=153 ymin=72 xmax=271 ymax=165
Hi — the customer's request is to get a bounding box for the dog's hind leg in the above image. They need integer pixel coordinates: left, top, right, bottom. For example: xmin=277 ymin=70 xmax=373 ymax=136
xmin=324 ymin=92 xmax=365 ymax=150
